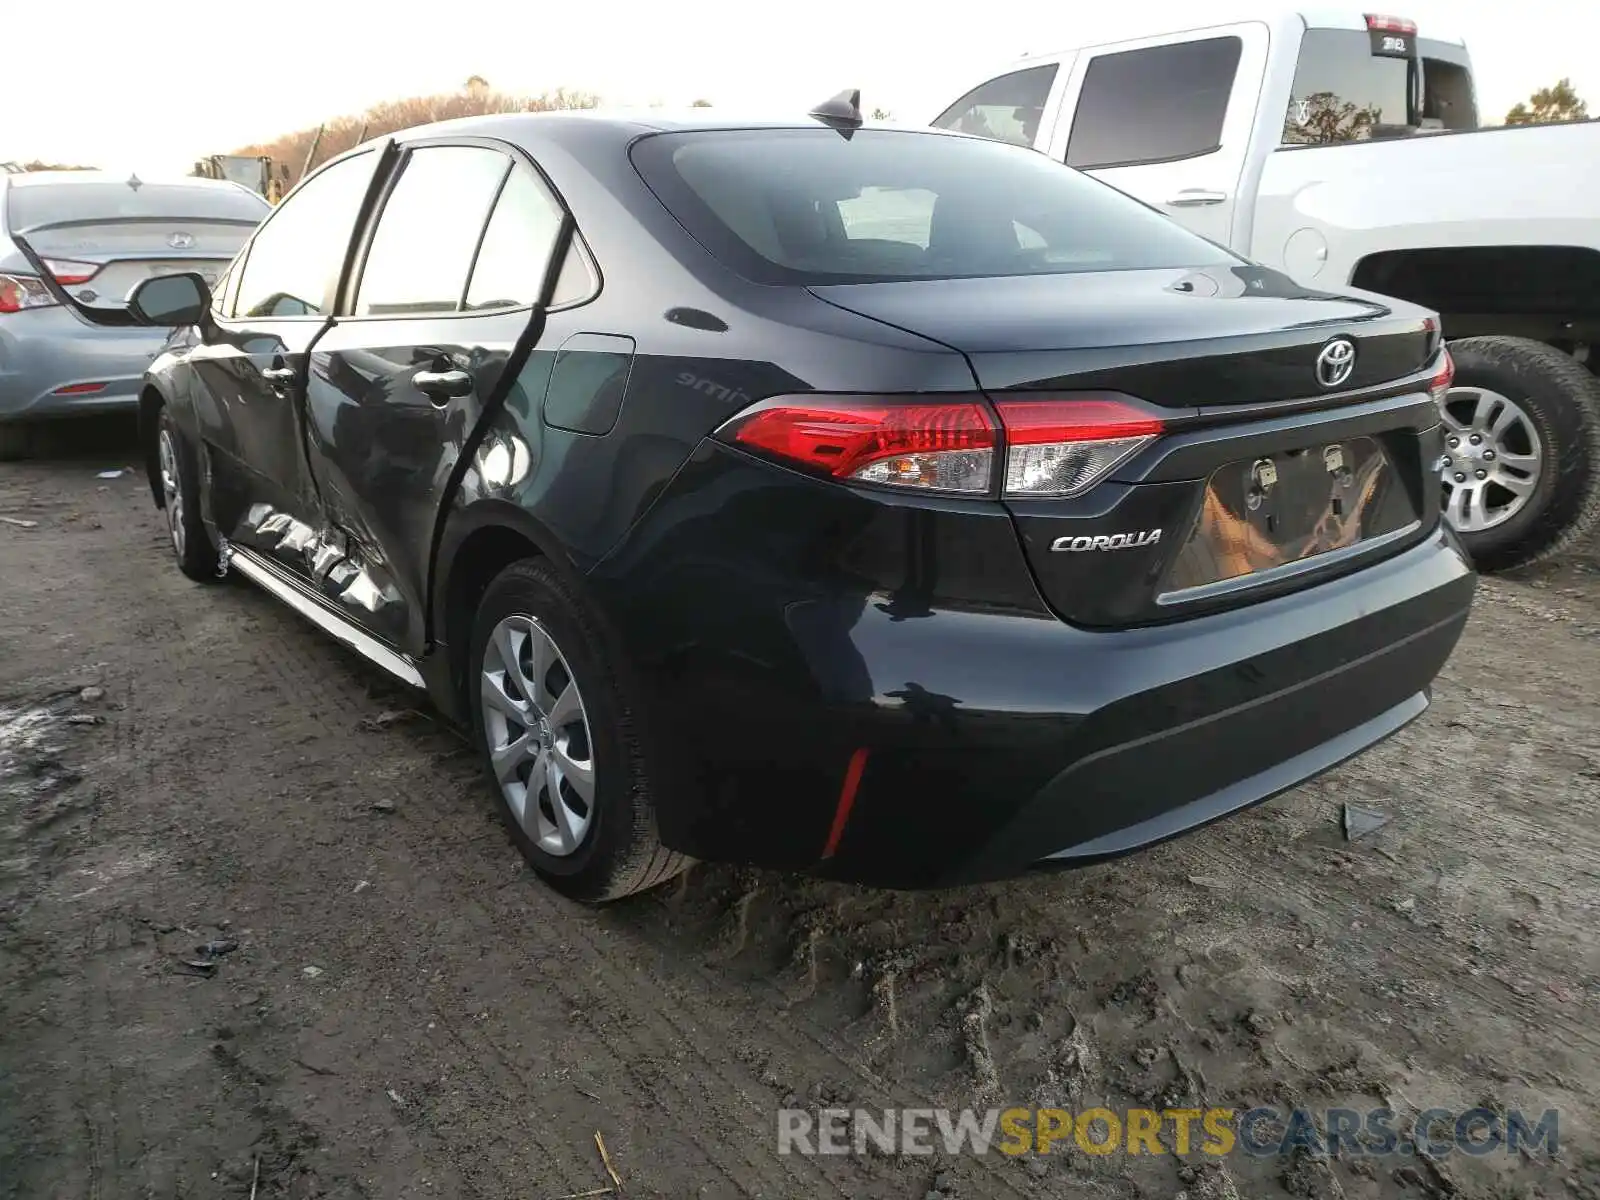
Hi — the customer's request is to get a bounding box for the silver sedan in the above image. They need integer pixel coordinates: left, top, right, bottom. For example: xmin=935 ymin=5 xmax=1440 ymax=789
xmin=0 ymin=171 xmax=269 ymax=458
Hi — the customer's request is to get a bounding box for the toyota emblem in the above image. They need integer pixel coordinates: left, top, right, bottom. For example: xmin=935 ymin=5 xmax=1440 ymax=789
xmin=1315 ymin=337 xmax=1356 ymax=389
xmin=168 ymin=231 xmax=195 ymax=249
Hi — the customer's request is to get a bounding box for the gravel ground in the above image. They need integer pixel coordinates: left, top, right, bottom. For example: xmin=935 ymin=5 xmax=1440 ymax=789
xmin=3 ymin=417 xmax=1599 ymax=1199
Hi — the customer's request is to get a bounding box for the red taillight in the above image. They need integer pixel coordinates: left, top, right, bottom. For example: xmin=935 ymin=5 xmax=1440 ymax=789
xmin=1428 ymin=348 xmax=1454 ymax=405
xmin=721 ymin=396 xmax=997 ymax=493
xmin=994 ymin=396 xmax=1165 ymax=498
xmin=52 ymin=382 xmax=108 ymax=395
xmin=0 ymin=273 xmax=59 ymax=314
xmin=716 ymin=393 xmax=1165 ymax=499
xmin=42 ymin=258 xmax=100 ymax=286
xmin=1365 ymin=12 xmax=1418 ymax=34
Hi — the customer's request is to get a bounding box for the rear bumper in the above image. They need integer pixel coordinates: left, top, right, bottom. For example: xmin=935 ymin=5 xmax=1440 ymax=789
xmin=620 ymin=510 xmax=1473 ymax=888
xmin=0 ymin=308 xmax=169 ymax=420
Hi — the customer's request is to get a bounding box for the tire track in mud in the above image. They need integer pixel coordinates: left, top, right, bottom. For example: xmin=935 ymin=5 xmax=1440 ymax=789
xmin=215 ymin=605 xmax=824 ymax=1197
xmin=445 ymin=883 xmax=835 ymax=1198
xmin=389 ymin=769 xmax=1045 ymax=1197
xmin=422 ymin=1007 xmax=600 ymax=1198
xmin=1188 ymin=689 xmax=1600 ymax=1065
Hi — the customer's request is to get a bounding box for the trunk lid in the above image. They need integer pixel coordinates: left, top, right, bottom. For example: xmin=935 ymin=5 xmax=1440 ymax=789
xmin=808 ymin=264 xmax=1436 ymax=402
xmin=810 ymin=265 xmax=1445 ymax=627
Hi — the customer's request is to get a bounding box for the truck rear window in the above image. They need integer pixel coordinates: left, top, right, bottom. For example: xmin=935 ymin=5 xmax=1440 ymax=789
xmin=1283 ymin=29 xmax=1478 ymax=144
xmin=630 ymin=128 xmax=1238 ymax=286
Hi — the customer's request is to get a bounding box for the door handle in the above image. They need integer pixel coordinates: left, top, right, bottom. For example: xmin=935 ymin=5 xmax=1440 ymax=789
xmin=261 ymin=365 xmax=296 ymax=384
xmin=414 ymin=368 xmax=473 ymax=400
xmin=1166 ymin=188 xmax=1228 ymax=207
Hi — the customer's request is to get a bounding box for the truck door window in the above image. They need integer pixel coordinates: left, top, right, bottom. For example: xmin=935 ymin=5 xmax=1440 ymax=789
xmin=1065 ymin=36 xmax=1242 ymax=169
xmin=932 ymin=65 xmax=1058 ymax=147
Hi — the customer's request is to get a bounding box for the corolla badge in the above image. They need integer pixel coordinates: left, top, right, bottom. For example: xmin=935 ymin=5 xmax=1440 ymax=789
xmin=1315 ymin=337 xmax=1356 ymax=389
xmin=1051 ymin=529 xmax=1162 ymax=552
xmin=168 ymin=231 xmax=195 ymax=249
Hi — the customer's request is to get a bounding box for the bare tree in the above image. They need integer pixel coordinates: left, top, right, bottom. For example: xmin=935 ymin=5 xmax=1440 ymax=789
xmin=236 ymin=86 xmax=600 ymax=188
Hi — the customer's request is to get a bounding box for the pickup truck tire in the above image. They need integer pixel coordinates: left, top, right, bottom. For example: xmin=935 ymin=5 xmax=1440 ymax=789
xmin=1441 ymin=336 xmax=1600 ymax=573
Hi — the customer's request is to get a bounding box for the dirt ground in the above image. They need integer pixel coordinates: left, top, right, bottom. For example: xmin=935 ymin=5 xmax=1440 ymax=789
xmin=3 ymin=417 xmax=1599 ymax=1200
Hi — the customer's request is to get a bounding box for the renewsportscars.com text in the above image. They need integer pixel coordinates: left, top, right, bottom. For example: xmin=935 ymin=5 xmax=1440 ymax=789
xmin=777 ymin=1106 xmax=1559 ymax=1159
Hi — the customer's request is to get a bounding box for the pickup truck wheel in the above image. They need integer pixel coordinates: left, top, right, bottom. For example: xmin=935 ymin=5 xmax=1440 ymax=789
xmin=469 ymin=558 xmax=690 ymax=903
xmin=1440 ymin=336 xmax=1600 ymax=572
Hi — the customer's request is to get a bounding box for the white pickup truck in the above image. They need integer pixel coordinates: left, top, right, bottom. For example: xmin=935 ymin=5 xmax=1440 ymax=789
xmin=929 ymin=9 xmax=1600 ymax=570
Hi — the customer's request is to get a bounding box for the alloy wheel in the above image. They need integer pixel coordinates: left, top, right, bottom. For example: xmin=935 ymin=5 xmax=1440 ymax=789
xmin=479 ymin=614 xmax=596 ymax=857
xmin=157 ymin=428 xmax=186 ymax=559
xmin=1439 ymin=385 xmax=1543 ymax=532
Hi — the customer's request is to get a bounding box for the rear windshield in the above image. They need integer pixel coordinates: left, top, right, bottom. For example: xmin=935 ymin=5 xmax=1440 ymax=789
xmin=630 ymin=128 xmax=1238 ymax=285
xmin=6 ymin=182 xmax=269 ymax=232
xmin=1283 ymin=29 xmax=1478 ymax=144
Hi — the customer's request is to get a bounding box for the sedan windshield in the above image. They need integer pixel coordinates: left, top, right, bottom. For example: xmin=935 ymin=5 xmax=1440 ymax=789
xmin=630 ymin=127 xmax=1239 ymax=285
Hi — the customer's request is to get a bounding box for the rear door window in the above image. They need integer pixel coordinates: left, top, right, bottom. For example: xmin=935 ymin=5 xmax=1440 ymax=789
xmin=1065 ymin=36 xmax=1243 ymax=168
xmin=464 ymin=163 xmax=596 ymax=311
xmin=354 ymin=145 xmax=509 ymax=317
xmin=932 ymin=65 xmax=1058 ymax=147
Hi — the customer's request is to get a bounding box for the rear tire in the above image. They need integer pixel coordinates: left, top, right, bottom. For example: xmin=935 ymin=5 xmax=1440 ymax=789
xmin=156 ymin=409 xmax=221 ymax=582
xmin=1442 ymin=336 xmax=1600 ymax=572
xmin=0 ymin=422 xmax=37 ymax=462
xmin=468 ymin=557 xmax=689 ymax=903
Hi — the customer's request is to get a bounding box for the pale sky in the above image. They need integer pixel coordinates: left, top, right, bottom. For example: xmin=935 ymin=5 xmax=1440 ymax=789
xmin=7 ymin=0 xmax=1597 ymax=176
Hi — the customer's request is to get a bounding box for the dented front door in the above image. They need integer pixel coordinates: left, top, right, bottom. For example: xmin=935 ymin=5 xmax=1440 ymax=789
xmin=191 ymin=144 xmax=391 ymax=587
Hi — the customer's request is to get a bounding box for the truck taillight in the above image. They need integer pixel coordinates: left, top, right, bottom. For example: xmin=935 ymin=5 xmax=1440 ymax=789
xmin=994 ymin=397 xmax=1165 ymax=497
xmin=715 ymin=393 xmax=1165 ymax=498
xmin=0 ymin=273 xmax=59 ymax=314
xmin=1365 ymin=12 xmax=1418 ymax=34
xmin=42 ymin=258 xmax=101 ymax=286
xmin=1428 ymin=348 xmax=1455 ymax=405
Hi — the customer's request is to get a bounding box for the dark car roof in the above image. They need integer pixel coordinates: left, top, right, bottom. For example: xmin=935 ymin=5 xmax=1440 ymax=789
xmin=375 ymin=108 xmax=936 ymax=154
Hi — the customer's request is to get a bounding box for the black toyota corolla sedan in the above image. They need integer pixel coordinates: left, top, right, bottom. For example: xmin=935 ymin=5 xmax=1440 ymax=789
xmin=128 ymin=104 xmax=1475 ymax=902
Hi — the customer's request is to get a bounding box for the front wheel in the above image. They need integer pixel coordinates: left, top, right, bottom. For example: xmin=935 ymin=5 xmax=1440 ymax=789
xmin=468 ymin=558 xmax=689 ymax=902
xmin=155 ymin=409 xmax=221 ymax=581
xmin=1440 ymin=336 xmax=1600 ymax=572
